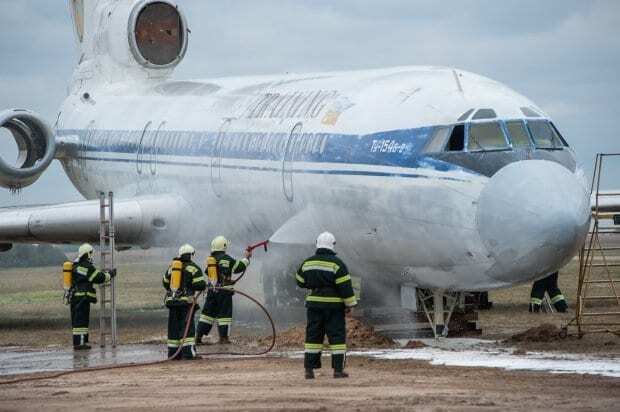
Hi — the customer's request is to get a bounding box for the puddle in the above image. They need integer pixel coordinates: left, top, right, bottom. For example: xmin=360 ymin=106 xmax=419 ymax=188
xmin=2 ymin=339 xmax=619 ymax=378
xmin=0 ymin=345 xmax=165 ymax=376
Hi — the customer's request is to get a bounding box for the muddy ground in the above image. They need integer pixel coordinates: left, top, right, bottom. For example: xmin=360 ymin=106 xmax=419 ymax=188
xmin=1 ymin=357 xmax=619 ymax=411
xmin=1 ymin=256 xmax=619 ymax=410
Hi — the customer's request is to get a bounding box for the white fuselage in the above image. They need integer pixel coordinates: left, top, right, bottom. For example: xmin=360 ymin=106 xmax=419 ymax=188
xmin=54 ymin=66 xmax=591 ymax=291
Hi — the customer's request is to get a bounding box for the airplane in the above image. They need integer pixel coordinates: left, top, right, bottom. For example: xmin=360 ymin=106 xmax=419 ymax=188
xmin=0 ymin=0 xmax=593 ymax=331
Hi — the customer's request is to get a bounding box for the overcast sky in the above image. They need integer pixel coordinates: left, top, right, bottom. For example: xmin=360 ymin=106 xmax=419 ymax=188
xmin=0 ymin=0 xmax=619 ymax=206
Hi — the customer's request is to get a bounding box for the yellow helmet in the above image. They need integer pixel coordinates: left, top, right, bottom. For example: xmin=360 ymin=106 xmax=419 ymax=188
xmin=78 ymin=243 xmax=94 ymax=260
xmin=178 ymin=243 xmax=196 ymax=257
xmin=211 ymin=235 xmax=228 ymax=252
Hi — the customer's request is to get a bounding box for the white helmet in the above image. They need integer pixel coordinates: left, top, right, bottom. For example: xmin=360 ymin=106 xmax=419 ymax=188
xmin=178 ymin=243 xmax=195 ymax=257
xmin=211 ymin=236 xmax=228 ymax=252
xmin=316 ymin=232 xmax=336 ymax=251
xmin=78 ymin=243 xmax=94 ymax=260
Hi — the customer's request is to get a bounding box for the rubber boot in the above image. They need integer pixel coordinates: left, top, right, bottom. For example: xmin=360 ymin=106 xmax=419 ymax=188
xmin=219 ymin=337 xmax=231 ymax=345
xmin=333 ymin=370 xmax=349 ymax=378
xmin=553 ymin=300 xmax=568 ymax=313
xmin=305 ymin=369 xmax=315 ymax=379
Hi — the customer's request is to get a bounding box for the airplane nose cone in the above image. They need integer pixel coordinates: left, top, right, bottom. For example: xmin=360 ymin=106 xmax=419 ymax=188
xmin=476 ymin=160 xmax=590 ymax=283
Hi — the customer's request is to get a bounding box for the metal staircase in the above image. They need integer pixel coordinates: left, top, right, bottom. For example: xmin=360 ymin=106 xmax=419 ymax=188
xmin=98 ymin=191 xmax=118 ymax=347
xmin=569 ymin=154 xmax=620 ymax=337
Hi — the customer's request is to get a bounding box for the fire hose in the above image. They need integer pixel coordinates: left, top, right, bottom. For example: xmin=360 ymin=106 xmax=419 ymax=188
xmin=0 ymin=241 xmax=275 ymax=386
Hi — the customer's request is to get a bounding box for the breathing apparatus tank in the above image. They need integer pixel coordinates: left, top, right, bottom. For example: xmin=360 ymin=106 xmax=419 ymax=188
xmin=206 ymin=256 xmax=218 ymax=285
xmin=62 ymin=261 xmax=73 ymax=305
xmin=170 ymin=259 xmax=183 ymax=293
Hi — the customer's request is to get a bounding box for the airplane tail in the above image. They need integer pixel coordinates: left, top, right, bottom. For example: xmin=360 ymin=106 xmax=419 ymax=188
xmin=68 ymin=0 xmax=189 ymax=83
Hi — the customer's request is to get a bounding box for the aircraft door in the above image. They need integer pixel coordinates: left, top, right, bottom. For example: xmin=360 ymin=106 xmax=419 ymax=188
xmin=79 ymin=120 xmax=96 ymax=183
xmin=211 ymin=118 xmax=233 ymax=198
xmin=136 ymin=121 xmax=153 ymax=176
xmin=150 ymin=121 xmax=166 ymax=176
xmin=282 ymin=122 xmax=302 ymax=201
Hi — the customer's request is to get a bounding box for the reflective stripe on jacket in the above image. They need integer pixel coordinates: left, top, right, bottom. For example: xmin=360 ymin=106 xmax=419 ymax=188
xmin=163 ymin=258 xmax=206 ymax=307
xmin=296 ymin=249 xmax=357 ymax=308
xmin=71 ymin=258 xmax=110 ymax=304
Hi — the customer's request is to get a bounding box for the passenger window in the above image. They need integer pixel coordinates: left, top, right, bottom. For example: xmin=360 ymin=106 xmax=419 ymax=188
xmin=506 ymin=121 xmax=531 ymax=148
xmin=446 ymin=125 xmax=465 ymax=151
xmin=424 ymin=126 xmax=451 ymax=152
xmin=468 ymin=122 xmax=508 ymax=151
xmin=527 ymin=120 xmax=562 ymax=149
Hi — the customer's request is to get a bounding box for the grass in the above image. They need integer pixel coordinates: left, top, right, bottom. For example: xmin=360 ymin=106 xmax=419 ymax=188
xmin=0 ymin=254 xmax=618 ymax=351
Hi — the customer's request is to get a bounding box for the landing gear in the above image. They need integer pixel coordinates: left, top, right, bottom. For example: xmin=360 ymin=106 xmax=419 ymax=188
xmin=416 ymin=289 xmax=462 ymax=338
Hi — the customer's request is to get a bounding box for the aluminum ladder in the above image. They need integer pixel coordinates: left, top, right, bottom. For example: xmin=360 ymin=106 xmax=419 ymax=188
xmin=98 ymin=191 xmax=118 ymax=347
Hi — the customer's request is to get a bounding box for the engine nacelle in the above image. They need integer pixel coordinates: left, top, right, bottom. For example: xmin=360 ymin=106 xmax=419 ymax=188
xmin=0 ymin=109 xmax=56 ymax=190
xmin=94 ymin=0 xmax=189 ymax=71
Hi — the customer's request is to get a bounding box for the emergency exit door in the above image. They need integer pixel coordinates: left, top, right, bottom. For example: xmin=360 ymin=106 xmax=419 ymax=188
xmin=282 ymin=122 xmax=302 ymax=201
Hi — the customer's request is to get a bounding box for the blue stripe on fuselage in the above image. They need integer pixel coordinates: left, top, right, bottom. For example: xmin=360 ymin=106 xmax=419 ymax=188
xmin=57 ymin=126 xmax=475 ymax=177
xmin=78 ymin=155 xmax=469 ymax=182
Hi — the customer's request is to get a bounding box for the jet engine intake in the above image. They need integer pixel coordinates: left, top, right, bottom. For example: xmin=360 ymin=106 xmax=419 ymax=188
xmin=100 ymin=0 xmax=188 ymax=71
xmin=0 ymin=109 xmax=56 ymax=190
xmin=130 ymin=1 xmax=188 ymax=68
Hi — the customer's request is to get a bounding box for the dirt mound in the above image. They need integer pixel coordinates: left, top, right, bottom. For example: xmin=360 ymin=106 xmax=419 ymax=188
xmin=404 ymin=340 xmax=427 ymax=349
xmin=262 ymin=317 xmax=396 ymax=349
xmin=509 ymin=323 xmax=562 ymax=343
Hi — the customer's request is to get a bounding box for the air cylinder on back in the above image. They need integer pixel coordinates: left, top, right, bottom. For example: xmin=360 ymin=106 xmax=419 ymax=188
xmin=63 ymin=261 xmax=73 ymax=290
xmin=170 ymin=259 xmax=182 ymax=292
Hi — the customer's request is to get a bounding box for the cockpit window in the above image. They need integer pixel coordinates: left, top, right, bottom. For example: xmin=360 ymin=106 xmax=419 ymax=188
xmin=472 ymin=109 xmax=497 ymax=120
xmin=467 ymin=122 xmax=508 ymax=151
xmin=505 ymin=121 xmax=531 ymax=148
xmin=446 ymin=125 xmax=465 ymax=151
xmin=457 ymin=109 xmax=475 ymax=122
xmin=550 ymin=122 xmax=569 ymax=147
xmin=527 ymin=120 xmax=563 ymax=149
xmin=424 ymin=126 xmax=451 ymax=152
xmin=520 ymin=107 xmax=542 ymax=118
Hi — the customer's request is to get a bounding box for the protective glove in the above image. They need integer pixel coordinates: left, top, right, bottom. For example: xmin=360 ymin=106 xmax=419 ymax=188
xmin=108 ymin=268 xmax=117 ymax=278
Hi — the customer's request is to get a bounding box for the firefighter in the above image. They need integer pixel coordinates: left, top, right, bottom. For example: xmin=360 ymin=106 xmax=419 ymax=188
xmin=162 ymin=244 xmax=206 ymax=360
xmin=196 ymin=236 xmax=251 ymax=345
xmin=296 ymin=232 xmax=357 ymax=379
xmin=529 ymin=271 xmax=568 ymax=313
xmin=70 ymin=243 xmax=116 ymax=350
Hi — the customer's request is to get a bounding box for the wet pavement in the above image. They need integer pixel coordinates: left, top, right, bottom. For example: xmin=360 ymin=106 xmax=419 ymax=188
xmin=2 ymin=339 xmax=619 ymax=378
xmin=0 ymin=345 xmax=166 ymax=376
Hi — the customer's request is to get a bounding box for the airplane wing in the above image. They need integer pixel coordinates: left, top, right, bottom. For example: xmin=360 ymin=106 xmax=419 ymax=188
xmin=0 ymin=195 xmax=188 ymax=249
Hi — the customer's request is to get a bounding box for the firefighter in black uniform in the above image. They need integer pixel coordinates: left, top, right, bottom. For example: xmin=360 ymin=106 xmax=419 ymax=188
xmin=162 ymin=244 xmax=206 ymax=360
xmin=296 ymin=232 xmax=357 ymax=379
xmin=529 ymin=271 xmax=568 ymax=312
xmin=69 ymin=243 xmax=115 ymax=350
xmin=196 ymin=236 xmax=251 ymax=345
